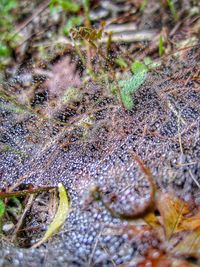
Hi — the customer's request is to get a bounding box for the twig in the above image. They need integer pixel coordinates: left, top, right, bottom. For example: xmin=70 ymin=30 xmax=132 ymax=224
xmin=99 ymin=243 xmax=117 ymax=267
xmin=13 ymin=0 xmax=50 ymax=37
xmin=177 ymin=161 xmax=197 ymax=167
xmin=0 ymin=186 xmax=55 ymax=198
xmin=88 ymin=228 xmax=103 ymax=266
xmin=33 ymin=29 xmax=158 ymax=47
xmin=177 ymin=113 xmax=184 ymax=156
xmin=189 ymin=170 xmax=200 ymax=189
xmin=11 ymin=194 xmax=35 ymax=242
xmin=105 ymin=22 xmax=137 ymax=33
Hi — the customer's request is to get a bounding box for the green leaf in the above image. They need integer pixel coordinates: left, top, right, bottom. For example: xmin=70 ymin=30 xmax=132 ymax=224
xmin=131 ymin=60 xmax=147 ymax=74
xmin=143 ymin=57 xmax=161 ymax=69
xmin=50 ymin=0 xmax=80 ymax=13
xmin=0 ymin=44 xmax=10 ymax=57
xmin=121 ymin=89 xmax=134 ymax=110
xmin=33 ymin=183 xmax=70 ymax=247
xmin=61 ymin=1 xmax=80 ymax=12
xmin=0 ymin=199 xmax=5 ymax=218
xmin=119 ymin=61 xmax=147 ymax=110
xmin=119 ymin=72 xmax=146 ymax=93
xmin=0 ymin=0 xmax=17 ymax=12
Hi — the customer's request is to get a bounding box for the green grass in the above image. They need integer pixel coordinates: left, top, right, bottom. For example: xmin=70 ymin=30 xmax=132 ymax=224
xmin=167 ymin=0 xmax=179 ymax=21
xmin=159 ymin=34 xmax=165 ymax=57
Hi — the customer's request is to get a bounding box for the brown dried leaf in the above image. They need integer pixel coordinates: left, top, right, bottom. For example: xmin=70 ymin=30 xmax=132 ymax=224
xmin=181 ymin=215 xmax=200 ymax=231
xmin=173 ymin=230 xmax=200 ymax=257
xmin=70 ymin=26 xmax=104 ymax=42
xmin=156 ymin=193 xmax=190 ymax=239
xmin=136 ymin=249 xmax=171 ymax=267
xmin=144 ymin=212 xmax=160 ymax=228
xmin=134 ymin=248 xmax=197 ymax=267
xmin=171 ymin=258 xmax=197 ymax=267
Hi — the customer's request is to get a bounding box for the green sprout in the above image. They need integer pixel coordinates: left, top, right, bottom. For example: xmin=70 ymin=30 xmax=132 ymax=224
xmin=159 ymin=34 xmax=165 ymax=57
xmin=167 ymin=0 xmax=179 ymax=21
xmin=115 ymin=57 xmax=128 ymax=69
xmin=119 ymin=61 xmax=148 ymax=110
xmin=50 ymin=0 xmax=80 ymax=13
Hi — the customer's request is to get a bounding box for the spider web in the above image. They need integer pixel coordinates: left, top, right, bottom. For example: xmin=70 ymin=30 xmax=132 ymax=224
xmin=0 ymin=0 xmax=199 ymax=266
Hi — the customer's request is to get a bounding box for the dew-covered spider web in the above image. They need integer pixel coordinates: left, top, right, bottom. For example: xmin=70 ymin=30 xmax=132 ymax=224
xmin=0 ymin=0 xmax=199 ymax=266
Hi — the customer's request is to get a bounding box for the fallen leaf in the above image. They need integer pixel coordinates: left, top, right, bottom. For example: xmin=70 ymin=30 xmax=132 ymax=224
xmin=144 ymin=212 xmax=160 ymax=229
xmin=33 ymin=183 xmax=70 ymax=248
xmin=134 ymin=248 xmax=197 ymax=267
xmin=173 ymin=230 xmax=200 ymax=257
xmin=180 ymin=215 xmax=200 ymax=231
xmin=156 ymin=193 xmax=189 ymax=239
xmin=136 ymin=249 xmax=171 ymax=267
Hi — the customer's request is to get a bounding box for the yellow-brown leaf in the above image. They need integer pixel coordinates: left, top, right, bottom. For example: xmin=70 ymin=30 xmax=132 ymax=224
xmin=173 ymin=230 xmax=200 ymax=256
xmin=156 ymin=193 xmax=189 ymax=239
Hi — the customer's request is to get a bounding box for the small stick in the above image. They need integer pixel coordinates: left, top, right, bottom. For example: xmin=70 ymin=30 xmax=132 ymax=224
xmin=177 ymin=113 xmax=184 ymax=156
xmin=11 ymin=194 xmax=35 ymax=242
xmin=0 ymin=186 xmax=55 ymax=198
xmin=13 ymin=0 xmax=50 ymax=37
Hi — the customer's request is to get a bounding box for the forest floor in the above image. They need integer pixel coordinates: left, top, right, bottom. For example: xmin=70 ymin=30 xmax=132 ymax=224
xmin=0 ymin=0 xmax=200 ymax=266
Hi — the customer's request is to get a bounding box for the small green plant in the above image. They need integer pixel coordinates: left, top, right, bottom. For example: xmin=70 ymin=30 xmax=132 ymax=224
xmin=119 ymin=61 xmax=148 ymax=110
xmin=167 ymin=0 xmax=178 ymax=21
xmin=63 ymin=16 xmax=83 ymax=36
xmin=0 ymin=199 xmax=5 ymax=230
xmin=140 ymin=0 xmax=148 ymax=11
xmin=50 ymin=0 xmax=80 ymax=13
xmin=115 ymin=57 xmax=128 ymax=69
xmin=0 ymin=197 xmax=21 ymax=232
xmin=159 ymin=34 xmax=165 ymax=57
xmin=0 ymin=200 xmax=5 ymax=218
xmin=0 ymin=0 xmax=18 ymax=64
xmin=70 ymin=24 xmax=106 ymax=77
